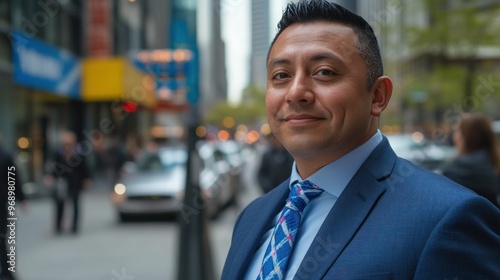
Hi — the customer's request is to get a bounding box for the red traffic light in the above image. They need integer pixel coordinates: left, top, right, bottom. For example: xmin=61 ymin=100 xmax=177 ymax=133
xmin=122 ymin=101 xmax=138 ymax=113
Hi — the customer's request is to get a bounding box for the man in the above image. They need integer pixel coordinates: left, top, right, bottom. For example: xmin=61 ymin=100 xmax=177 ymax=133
xmin=221 ymin=1 xmax=500 ymax=279
xmin=48 ymin=131 xmax=91 ymax=235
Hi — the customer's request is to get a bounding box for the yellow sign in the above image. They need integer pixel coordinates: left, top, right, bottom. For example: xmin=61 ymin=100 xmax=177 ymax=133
xmin=81 ymin=57 xmax=155 ymax=107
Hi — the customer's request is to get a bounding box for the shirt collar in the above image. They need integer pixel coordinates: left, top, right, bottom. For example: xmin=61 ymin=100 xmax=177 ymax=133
xmin=289 ymin=130 xmax=383 ymax=197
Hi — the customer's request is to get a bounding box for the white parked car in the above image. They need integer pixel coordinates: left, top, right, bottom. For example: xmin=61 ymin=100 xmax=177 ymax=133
xmin=386 ymin=133 xmax=456 ymax=173
xmin=110 ymin=144 xmax=238 ymax=222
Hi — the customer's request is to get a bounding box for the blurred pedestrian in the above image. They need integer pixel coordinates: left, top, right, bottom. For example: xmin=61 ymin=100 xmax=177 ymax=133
xmin=257 ymin=134 xmax=294 ymax=194
xmin=46 ymin=131 xmax=91 ymax=235
xmin=441 ymin=112 xmax=500 ymax=207
xmin=222 ymin=1 xmax=500 ymax=279
xmin=0 ymin=135 xmax=26 ymax=280
xmin=106 ymin=136 xmax=126 ymax=186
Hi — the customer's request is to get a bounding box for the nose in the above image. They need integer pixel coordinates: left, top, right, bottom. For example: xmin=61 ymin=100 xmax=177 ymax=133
xmin=286 ymin=71 xmax=314 ymax=105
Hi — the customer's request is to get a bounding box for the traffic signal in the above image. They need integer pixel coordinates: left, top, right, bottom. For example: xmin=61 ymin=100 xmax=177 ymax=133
xmin=122 ymin=101 xmax=138 ymax=113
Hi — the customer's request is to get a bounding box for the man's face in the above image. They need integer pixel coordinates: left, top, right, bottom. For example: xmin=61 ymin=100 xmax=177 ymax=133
xmin=61 ymin=133 xmax=77 ymax=152
xmin=266 ymin=21 xmax=378 ymax=175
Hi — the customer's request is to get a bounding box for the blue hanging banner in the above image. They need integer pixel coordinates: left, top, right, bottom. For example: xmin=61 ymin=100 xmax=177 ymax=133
xmin=11 ymin=31 xmax=81 ymax=99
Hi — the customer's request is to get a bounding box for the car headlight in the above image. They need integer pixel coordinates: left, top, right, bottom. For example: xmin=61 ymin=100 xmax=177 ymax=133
xmin=114 ymin=183 xmax=127 ymax=195
xmin=111 ymin=183 xmax=126 ymax=204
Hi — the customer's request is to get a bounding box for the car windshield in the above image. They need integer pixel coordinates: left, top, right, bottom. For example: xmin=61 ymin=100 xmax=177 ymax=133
xmin=136 ymin=147 xmax=187 ymax=172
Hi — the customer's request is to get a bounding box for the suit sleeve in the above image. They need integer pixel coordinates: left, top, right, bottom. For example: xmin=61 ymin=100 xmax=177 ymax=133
xmin=414 ymin=196 xmax=500 ymax=279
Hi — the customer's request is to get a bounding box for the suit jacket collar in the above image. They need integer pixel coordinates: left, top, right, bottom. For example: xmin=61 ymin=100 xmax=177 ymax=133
xmin=222 ymin=137 xmax=397 ymax=280
xmin=223 ymin=179 xmax=291 ymax=279
xmin=294 ymin=137 xmax=396 ymax=279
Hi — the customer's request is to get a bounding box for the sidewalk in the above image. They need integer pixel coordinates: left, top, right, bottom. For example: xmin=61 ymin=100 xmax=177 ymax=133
xmin=101 ymin=153 xmax=263 ymax=276
xmin=17 ymin=147 xmax=265 ymax=279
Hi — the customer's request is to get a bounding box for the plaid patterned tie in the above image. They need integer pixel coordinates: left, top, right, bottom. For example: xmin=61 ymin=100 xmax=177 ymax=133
xmin=258 ymin=180 xmax=324 ymax=280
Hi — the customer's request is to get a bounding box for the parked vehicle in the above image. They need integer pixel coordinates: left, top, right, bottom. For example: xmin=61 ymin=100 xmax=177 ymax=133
xmin=110 ymin=143 xmax=240 ymax=222
xmin=386 ymin=133 xmax=456 ymax=173
xmin=493 ymin=120 xmax=500 ymax=135
xmin=197 ymin=140 xmax=246 ymax=213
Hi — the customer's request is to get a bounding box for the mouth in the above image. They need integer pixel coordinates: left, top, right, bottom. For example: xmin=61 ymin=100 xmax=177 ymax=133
xmin=283 ymin=114 xmax=323 ymax=125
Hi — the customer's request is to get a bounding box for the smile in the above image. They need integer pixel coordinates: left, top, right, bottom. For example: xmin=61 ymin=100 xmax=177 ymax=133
xmin=283 ymin=114 xmax=323 ymax=125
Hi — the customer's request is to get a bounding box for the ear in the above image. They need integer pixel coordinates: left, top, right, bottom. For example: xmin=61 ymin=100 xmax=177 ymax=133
xmin=370 ymin=76 xmax=393 ymax=117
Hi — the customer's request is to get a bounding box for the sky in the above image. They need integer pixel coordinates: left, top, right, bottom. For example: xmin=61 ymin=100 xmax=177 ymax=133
xmin=221 ymin=0 xmax=289 ymax=104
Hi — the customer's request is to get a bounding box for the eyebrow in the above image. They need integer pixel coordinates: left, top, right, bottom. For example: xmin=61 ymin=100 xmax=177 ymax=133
xmin=267 ymin=58 xmax=291 ymax=69
xmin=267 ymin=52 xmax=346 ymax=69
xmin=310 ymin=52 xmax=345 ymax=64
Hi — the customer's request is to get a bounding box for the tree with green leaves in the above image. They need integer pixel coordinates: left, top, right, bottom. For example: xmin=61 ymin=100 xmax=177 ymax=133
xmin=203 ymin=85 xmax=267 ymax=128
xmin=389 ymin=0 xmax=500 ymax=132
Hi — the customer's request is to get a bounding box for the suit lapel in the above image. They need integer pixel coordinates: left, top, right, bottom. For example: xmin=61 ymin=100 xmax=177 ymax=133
xmin=223 ymin=180 xmax=290 ymax=279
xmin=295 ymin=138 xmax=396 ymax=279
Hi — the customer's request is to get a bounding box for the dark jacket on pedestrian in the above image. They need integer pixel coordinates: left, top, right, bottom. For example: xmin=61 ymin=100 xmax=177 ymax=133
xmin=257 ymin=146 xmax=294 ymax=194
xmin=441 ymin=149 xmax=500 ymax=207
xmin=51 ymin=148 xmax=90 ymax=197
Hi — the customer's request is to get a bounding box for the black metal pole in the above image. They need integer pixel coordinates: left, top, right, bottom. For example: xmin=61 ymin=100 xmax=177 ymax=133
xmin=177 ymin=104 xmax=215 ymax=280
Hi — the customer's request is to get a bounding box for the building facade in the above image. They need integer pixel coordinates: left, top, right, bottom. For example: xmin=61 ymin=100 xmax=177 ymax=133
xmin=250 ymin=0 xmax=270 ymax=89
xmin=0 ymin=0 xmax=226 ymax=195
xmin=0 ymin=0 xmax=85 ymax=193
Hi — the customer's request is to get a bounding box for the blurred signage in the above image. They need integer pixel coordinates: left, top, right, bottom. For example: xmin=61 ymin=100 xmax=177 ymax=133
xmin=133 ymin=49 xmax=193 ymax=107
xmin=85 ymin=0 xmax=112 ymax=57
xmin=134 ymin=49 xmax=192 ymax=76
xmin=11 ymin=31 xmax=81 ymax=99
xmin=169 ymin=18 xmax=199 ymax=105
xmin=81 ymin=56 xmax=156 ymax=106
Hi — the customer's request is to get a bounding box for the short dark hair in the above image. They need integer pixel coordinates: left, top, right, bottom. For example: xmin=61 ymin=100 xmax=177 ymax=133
xmin=268 ymin=0 xmax=383 ymax=89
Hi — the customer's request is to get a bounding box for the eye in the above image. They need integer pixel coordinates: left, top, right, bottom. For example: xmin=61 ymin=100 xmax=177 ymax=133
xmin=272 ymin=72 xmax=291 ymax=80
xmin=315 ymin=69 xmax=336 ymax=77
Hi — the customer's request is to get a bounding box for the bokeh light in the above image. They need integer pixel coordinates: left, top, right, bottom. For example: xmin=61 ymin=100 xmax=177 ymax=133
xmin=218 ymin=130 xmax=230 ymax=141
xmin=222 ymin=116 xmax=235 ymax=128
xmin=196 ymin=126 xmax=207 ymax=138
xmin=17 ymin=137 xmax=30 ymax=149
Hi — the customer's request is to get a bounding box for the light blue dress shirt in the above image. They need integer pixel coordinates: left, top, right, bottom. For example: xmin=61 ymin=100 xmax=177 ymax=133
xmin=245 ymin=131 xmax=383 ymax=280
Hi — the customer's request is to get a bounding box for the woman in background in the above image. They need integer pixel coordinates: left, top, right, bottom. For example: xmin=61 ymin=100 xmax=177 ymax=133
xmin=441 ymin=112 xmax=500 ymax=207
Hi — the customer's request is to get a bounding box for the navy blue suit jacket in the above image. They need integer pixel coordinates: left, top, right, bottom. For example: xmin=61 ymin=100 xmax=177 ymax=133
xmin=222 ymin=137 xmax=500 ymax=279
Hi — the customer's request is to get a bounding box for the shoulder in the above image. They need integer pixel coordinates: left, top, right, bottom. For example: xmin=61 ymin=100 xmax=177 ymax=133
xmin=382 ymin=156 xmax=481 ymax=211
xmin=376 ymin=158 xmax=499 ymax=235
xmin=414 ymin=194 xmax=500 ymax=277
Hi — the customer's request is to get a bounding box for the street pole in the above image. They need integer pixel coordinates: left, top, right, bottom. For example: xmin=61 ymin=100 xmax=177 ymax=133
xmin=177 ymin=104 xmax=215 ymax=280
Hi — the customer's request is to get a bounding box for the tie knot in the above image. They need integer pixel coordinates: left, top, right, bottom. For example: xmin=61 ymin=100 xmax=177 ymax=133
xmin=286 ymin=180 xmax=323 ymax=214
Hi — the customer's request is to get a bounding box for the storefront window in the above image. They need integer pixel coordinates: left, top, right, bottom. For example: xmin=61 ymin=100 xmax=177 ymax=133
xmin=0 ymin=0 xmax=10 ymax=24
xmin=43 ymin=7 xmax=60 ymax=46
xmin=0 ymin=33 xmax=10 ymax=64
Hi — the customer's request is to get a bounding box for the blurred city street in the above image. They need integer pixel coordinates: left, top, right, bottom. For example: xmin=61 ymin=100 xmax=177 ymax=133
xmin=14 ymin=150 xmax=263 ymax=280
xmin=1 ymin=0 xmax=500 ymax=279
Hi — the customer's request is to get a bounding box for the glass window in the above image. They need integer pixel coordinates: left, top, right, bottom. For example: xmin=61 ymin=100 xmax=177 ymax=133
xmin=0 ymin=33 xmax=11 ymax=64
xmin=30 ymin=0 xmax=59 ymax=46
xmin=0 ymin=0 xmax=10 ymax=24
